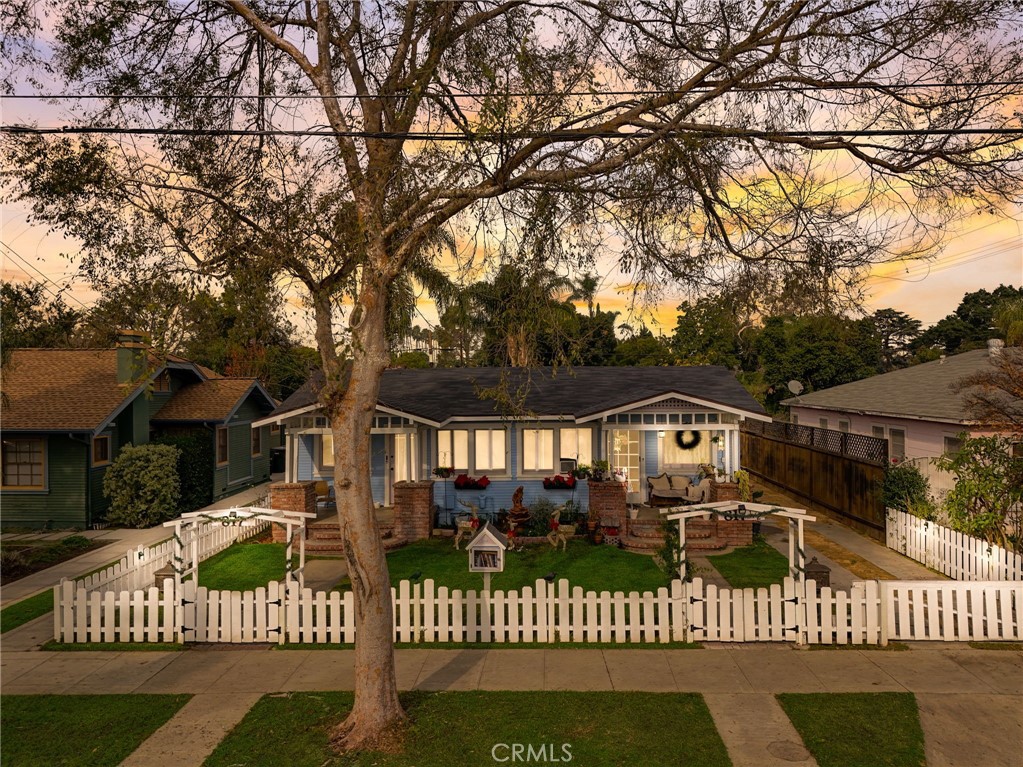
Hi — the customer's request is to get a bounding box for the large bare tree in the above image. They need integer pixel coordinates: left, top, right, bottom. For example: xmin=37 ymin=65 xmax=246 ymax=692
xmin=4 ymin=0 xmax=1022 ymax=748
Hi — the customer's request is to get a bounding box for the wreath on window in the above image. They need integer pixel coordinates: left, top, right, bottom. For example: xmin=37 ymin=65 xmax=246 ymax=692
xmin=675 ymin=430 xmax=702 ymax=450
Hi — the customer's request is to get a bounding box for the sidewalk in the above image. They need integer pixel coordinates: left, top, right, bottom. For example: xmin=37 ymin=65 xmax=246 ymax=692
xmin=0 ymin=482 xmax=272 ymax=607
xmin=3 ymin=644 xmax=1020 ymax=767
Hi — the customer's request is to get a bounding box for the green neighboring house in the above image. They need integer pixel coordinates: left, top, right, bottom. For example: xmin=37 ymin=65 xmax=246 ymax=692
xmin=1 ymin=331 xmax=282 ymax=529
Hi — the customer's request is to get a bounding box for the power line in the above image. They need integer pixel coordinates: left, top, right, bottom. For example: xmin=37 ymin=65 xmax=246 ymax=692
xmin=3 ymin=125 xmax=1021 ymax=140
xmin=3 ymin=80 xmax=1022 ymax=100
xmin=0 ymin=241 xmax=91 ymax=310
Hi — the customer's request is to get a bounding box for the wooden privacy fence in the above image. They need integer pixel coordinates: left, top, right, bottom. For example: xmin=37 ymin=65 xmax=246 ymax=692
xmin=54 ymin=576 xmax=1022 ymax=645
xmin=740 ymin=421 xmax=888 ymax=538
xmin=74 ymin=520 xmax=270 ymax=595
xmin=886 ymin=510 xmax=1023 ymax=581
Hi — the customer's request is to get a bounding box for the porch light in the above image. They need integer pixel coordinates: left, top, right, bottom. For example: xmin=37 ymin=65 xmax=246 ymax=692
xmin=658 ymin=431 xmax=665 ymax=438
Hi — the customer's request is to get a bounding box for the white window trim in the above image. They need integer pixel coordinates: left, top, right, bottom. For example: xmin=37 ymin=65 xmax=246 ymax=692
xmin=437 ymin=428 xmax=470 ymax=472
xmin=521 ymin=427 xmax=556 ymax=474
xmin=473 ymin=428 xmax=507 ymax=474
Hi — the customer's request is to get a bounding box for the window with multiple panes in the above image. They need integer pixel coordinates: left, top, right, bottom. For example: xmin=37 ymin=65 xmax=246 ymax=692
xmin=872 ymin=426 xmax=885 ymax=439
xmin=251 ymin=427 xmax=262 ymax=456
xmin=888 ymin=428 xmax=906 ymax=459
xmin=216 ymin=427 xmax=229 ymax=465
xmin=92 ymin=435 xmax=111 ymax=466
xmin=474 ymin=429 xmax=506 ymax=472
xmin=1 ymin=438 xmax=44 ymax=489
xmin=838 ymin=420 xmax=850 ymax=433
xmin=522 ymin=428 xmax=554 ymax=472
xmin=559 ymin=428 xmax=593 ymax=465
xmin=437 ymin=429 xmax=469 ymax=470
xmin=819 ymin=418 xmax=829 ymax=429
xmin=153 ymin=371 xmax=171 ymax=392
xmin=943 ymin=436 xmax=963 ymax=455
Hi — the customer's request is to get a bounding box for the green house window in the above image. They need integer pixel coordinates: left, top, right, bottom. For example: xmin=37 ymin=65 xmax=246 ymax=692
xmin=251 ymin=427 xmax=262 ymax=457
xmin=92 ymin=435 xmax=111 ymax=466
xmin=2 ymin=438 xmax=45 ymax=490
xmin=216 ymin=427 xmax=229 ymax=465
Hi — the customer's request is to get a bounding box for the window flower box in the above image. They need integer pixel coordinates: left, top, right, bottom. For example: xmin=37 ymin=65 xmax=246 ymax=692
xmin=454 ymin=474 xmax=491 ymax=490
xmin=542 ymin=474 xmax=577 ymax=490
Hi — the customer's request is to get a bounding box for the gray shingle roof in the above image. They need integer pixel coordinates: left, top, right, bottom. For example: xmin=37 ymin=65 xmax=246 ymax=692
xmin=271 ymin=366 xmax=767 ymax=424
xmin=780 ymin=348 xmax=998 ymax=422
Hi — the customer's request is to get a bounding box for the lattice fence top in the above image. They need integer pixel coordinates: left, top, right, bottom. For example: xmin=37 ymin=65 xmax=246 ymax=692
xmin=742 ymin=419 xmax=889 ymax=466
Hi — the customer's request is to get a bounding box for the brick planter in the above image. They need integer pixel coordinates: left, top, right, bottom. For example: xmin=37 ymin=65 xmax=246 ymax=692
xmin=392 ymin=480 xmax=434 ymax=543
xmin=269 ymin=481 xmax=317 ymax=543
xmin=709 ymin=482 xmax=740 ymax=502
xmin=588 ymin=480 xmax=626 ymax=531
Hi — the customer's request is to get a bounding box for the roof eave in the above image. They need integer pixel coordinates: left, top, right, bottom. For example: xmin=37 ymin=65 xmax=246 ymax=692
xmin=785 ymin=401 xmax=970 ymax=425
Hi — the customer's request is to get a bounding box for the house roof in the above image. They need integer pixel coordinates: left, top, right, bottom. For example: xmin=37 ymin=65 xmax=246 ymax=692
xmin=780 ymin=348 xmax=1001 ymax=423
xmin=151 ymin=378 xmax=275 ymax=422
xmin=2 ymin=347 xmax=264 ymax=433
xmin=268 ymin=366 xmax=767 ymax=425
xmin=1 ymin=349 xmax=143 ymax=431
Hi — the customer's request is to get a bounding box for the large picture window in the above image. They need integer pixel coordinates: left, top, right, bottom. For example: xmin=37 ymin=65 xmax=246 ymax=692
xmin=474 ymin=429 xmax=506 ymax=472
xmin=559 ymin=428 xmax=592 ymax=465
xmin=2 ymin=438 xmax=45 ymax=489
xmin=660 ymin=430 xmax=712 ymax=467
xmin=522 ymin=428 xmax=554 ymax=472
xmin=437 ymin=429 xmax=469 ymax=470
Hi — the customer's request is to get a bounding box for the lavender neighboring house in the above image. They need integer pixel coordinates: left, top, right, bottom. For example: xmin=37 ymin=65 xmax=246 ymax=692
xmin=782 ymin=341 xmax=1020 ymax=495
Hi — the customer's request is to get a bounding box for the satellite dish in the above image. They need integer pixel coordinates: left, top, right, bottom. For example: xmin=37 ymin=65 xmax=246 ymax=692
xmin=787 ymin=380 xmax=804 ymax=395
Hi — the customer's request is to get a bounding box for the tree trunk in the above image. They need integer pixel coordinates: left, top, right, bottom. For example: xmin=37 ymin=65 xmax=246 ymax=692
xmin=318 ymin=282 xmax=406 ymax=751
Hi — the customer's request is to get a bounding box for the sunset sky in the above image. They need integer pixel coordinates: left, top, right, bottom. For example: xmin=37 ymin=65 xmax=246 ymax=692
xmin=3 ymin=197 xmax=1019 ymax=340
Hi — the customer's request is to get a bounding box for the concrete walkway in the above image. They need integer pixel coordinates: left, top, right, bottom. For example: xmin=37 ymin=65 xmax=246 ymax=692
xmin=3 ymin=644 xmax=1020 ymax=767
xmin=0 ymin=482 xmax=273 ymax=607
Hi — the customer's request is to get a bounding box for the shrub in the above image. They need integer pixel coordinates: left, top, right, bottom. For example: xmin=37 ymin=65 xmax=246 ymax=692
xmin=0 ymin=548 xmax=28 ymax=579
xmin=103 ymin=443 xmax=182 ymax=528
xmin=523 ymin=496 xmax=557 ymax=536
xmin=879 ymin=462 xmax=933 ymax=516
xmin=154 ymin=432 xmax=213 ymax=513
xmin=60 ymin=535 xmax=92 ymax=550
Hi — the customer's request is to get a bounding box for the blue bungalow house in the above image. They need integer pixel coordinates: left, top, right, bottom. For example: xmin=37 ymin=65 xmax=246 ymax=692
xmin=255 ymin=367 xmax=768 ymax=516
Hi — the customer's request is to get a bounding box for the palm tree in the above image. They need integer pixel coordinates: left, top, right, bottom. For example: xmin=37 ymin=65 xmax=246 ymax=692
xmin=569 ymin=271 xmax=600 ymax=317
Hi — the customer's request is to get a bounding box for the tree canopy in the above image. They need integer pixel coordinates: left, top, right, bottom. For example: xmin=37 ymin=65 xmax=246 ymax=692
xmin=3 ymin=0 xmax=1021 ymax=750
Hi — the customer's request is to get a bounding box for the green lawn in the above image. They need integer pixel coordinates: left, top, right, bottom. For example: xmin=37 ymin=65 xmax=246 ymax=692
xmin=194 ymin=538 xmax=668 ymax=594
xmin=707 ymin=537 xmax=790 ymax=589
xmin=778 ymin=692 xmax=926 ymax=767
xmin=204 ymin=691 xmax=731 ymax=767
xmin=197 ymin=542 xmax=290 ymax=591
xmin=1 ymin=694 xmax=191 ymax=767
xmin=1 ymin=590 xmax=55 ymax=634
xmin=339 ymin=538 xmax=669 ymax=593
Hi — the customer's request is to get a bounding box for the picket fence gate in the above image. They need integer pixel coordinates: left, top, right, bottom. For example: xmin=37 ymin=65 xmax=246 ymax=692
xmin=54 ymin=576 xmax=1023 ymax=646
xmin=886 ymin=510 xmax=1023 ymax=582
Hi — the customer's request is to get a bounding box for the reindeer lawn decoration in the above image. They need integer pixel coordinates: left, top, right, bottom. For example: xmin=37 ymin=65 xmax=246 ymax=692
xmin=454 ymin=498 xmax=481 ymax=550
xmin=546 ymin=506 xmax=577 ymax=551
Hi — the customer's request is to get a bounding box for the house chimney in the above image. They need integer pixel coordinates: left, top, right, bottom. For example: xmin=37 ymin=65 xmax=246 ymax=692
xmin=987 ymin=338 xmax=1005 ymax=357
xmin=116 ymin=329 xmax=147 ymax=383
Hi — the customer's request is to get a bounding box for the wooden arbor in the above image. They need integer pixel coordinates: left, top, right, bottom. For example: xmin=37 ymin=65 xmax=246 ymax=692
xmin=162 ymin=506 xmax=316 ymax=596
xmin=662 ymin=501 xmax=815 ymax=582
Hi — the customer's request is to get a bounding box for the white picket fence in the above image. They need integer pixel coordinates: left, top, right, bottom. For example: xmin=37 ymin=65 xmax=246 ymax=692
xmin=74 ymin=520 xmax=270 ymax=595
xmin=53 ymin=575 xmax=1023 ymax=645
xmin=886 ymin=510 xmax=1023 ymax=582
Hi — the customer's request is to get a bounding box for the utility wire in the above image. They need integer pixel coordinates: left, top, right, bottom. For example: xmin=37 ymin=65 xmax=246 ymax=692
xmin=0 ymin=241 xmax=91 ymax=309
xmin=3 ymin=80 xmax=1023 ymax=100
xmin=3 ymin=125 xmax=1021 ymax=140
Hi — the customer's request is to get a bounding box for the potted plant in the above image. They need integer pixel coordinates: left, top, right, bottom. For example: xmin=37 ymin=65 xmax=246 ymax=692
xmin=592 ymin=526 xmax=604 ymax=545
xmin=572 ymin=463 xmax=591 ymax=480
xmin=591 ymin=460 xmax=610 ymax=482
xmin=433 ymin=466 xmax=454 ymax=479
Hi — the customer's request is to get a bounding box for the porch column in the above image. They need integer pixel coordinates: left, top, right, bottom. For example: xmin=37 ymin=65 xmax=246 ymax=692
xmin=270 ymin=482 xmax=317 ymax=543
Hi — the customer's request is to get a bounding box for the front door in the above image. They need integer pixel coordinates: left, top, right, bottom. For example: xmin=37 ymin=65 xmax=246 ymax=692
xmin=609 ymin=429 xmax=644 ymax=503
